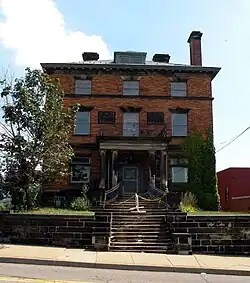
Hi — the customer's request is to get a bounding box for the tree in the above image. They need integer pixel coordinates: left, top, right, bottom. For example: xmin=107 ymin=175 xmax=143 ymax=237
xmin=0 ymin=68 xmax=79 ymax=210
xmin=182 ymin=130 xmax=220 ymax=211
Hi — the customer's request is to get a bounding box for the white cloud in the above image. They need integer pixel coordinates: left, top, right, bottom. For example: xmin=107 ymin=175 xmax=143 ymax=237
xmin=0 ymin=0 xmax=111 ymax=68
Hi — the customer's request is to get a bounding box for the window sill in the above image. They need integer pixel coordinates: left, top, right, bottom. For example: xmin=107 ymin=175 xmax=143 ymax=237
xmin=73 ymin=134 xmax=90 ymax=137
xmin=70 ymin=182 xmax=90 ymax=184
xmin=172 ymin=135 xmax=188 ymax=138
xmin=147 ymin=123 xmax=165 ymax=126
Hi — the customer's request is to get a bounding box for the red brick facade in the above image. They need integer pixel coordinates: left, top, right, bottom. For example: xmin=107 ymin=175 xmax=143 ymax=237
xmin=41 ymin=31 xmax=220 ymax=206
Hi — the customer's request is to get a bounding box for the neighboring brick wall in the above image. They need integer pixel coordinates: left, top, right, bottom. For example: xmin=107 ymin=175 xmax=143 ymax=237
xmin=169 ymin=214 xmax=250 ymax=255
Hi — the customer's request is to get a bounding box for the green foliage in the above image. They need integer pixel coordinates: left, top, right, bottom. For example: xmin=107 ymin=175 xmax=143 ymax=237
xmin=70 ymin=197 xmax=91 ymax=211
xmin=182 ymin=130 xmax=220 ymax=211
xmin=179 ymin=192 xmax=198 ymax=213
xmin=0 ymin=68 xmax=79 ymax=211
xmin=0 ymin=201 xmax=11 ymax=211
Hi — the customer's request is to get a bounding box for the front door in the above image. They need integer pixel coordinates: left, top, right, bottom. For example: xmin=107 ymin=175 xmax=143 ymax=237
xmin=122 ymin=166 xmax=138 ymax=195
xmin=123 ymin=113 xmax=139 ymax=137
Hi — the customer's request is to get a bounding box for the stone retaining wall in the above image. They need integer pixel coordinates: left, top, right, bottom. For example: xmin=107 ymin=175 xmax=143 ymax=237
xmin=0 ymin=212 xmax=110 ymax=249
xmin=169 ymin=214 xmax=250 ymax=255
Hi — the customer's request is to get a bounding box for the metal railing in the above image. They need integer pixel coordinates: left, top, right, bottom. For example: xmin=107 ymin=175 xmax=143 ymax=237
xmin=73 ymin=122 xmax=168 ymax=138
xmin=141 ymin=182 xmax=169 ymax=208
xmin=108 ymin=212 xmax=113 ymax=249
xmin=103 ymin=182 xmax=120 ymax=208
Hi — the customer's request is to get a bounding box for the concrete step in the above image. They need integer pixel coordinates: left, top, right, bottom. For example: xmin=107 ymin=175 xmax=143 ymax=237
xmin=110 ymin=241 xmax=169 ymax=246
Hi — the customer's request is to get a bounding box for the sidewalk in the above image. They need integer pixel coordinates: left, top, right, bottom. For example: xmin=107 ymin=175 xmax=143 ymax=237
xmin=0 ymin=245 xmax=250 ymax=276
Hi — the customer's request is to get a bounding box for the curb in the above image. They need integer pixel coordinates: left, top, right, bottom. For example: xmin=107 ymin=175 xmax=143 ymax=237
xmin=0 ymin=257 xmax=249 ymax=277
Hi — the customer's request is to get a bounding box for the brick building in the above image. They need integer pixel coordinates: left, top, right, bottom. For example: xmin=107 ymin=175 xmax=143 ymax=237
xmin=217 ymin=168 xmax=250 ymax=212
xmin=41 ymin=31 xmax=220 ymax=207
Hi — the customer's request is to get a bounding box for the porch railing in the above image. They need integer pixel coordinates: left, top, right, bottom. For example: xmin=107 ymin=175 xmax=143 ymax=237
xmin=144 ymin=182 xmax=169 ymax=208
xmin=103 ymin=182 xmax=120 ymax=208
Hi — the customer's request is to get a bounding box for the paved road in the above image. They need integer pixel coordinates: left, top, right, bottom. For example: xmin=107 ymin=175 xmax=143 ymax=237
xmin=0 ymin=263 xmax=248 ymax=282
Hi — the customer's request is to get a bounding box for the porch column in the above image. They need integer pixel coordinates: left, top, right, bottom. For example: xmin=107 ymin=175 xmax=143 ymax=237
xmin=160 ymin=151 xmax=167 ymax=190
xmin=149 ymin=150 xmax=156 ymax=186
xmin=111 ymin=150 xmax=118 ymax=187
xmin=99 ymin=149 xmax=106 ymax=189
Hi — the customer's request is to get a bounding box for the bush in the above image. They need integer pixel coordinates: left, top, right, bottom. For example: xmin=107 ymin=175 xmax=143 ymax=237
xmin=179 ymin=192 xmax=198 ymax=213
xmin=70 ymin=196 xmax=91 ymax=211
xmin=0 ymin=198 xmax=12 ymax=211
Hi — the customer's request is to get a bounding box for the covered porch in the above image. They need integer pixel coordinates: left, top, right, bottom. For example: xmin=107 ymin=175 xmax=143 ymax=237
xmin=98 ymin=138 xmax=169 ymax=203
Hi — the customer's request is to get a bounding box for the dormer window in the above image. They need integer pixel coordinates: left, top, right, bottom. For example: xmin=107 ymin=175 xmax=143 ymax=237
xmin=114 ymin=51 xmax=147 ymax=64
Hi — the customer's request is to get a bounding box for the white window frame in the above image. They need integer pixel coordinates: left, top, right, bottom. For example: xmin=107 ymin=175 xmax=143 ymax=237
xmin=171 ymin=167 xmax=188 ymax=183
xmin=171 ymin=113 xmax=188 ymax=136
xmin=70 ymin=157 xmax=91 ymax=184
xmin=75 ymin=111 xmax=90 ymax=135
xmin=171 ymin=82 xmax=187 ymax=97
xmin=123 ymin=81 xmax=139 ymax=96
xmin=75 ymin=79 xmax=92 ymax=95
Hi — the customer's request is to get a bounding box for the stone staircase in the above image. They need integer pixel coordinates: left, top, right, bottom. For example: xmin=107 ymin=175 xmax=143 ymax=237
xmin=97 ymin=195 xmax=175 ymax=253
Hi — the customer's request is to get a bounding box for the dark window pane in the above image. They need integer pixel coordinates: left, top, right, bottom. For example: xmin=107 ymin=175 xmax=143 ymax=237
xmin=71 ymin=164 xmax=90 ymax=183
xmin=147 ymin=112 xmax=164 ymax=124
xmin=98 ymin=111 xmax=116 ymax=124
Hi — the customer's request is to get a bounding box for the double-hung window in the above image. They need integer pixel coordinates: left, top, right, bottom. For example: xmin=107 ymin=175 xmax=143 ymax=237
xmin=75 ymin=80 xmax=92 ymax=95
xmin=171 ymin=82 xmax=187 ymax=97
xmin=171 ymin=158 xmax=188 ymax=183
xmin=171 ymin=113 xmax=188 ymax=136
xmin=75 ymin=111 xmax=90 ymax=135
xmin=123 ymin=81 xmax=139 ymax=95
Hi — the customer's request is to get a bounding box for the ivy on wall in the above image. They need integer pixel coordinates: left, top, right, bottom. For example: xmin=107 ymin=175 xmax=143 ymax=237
xmin=182 ymin=129 xmax=220 ymax=211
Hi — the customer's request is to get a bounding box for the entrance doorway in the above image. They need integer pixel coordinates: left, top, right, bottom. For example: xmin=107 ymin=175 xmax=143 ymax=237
xmin=122 ymin=166 xmax=139 ymax=195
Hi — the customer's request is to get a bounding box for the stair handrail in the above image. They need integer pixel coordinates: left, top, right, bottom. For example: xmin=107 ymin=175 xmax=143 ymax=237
xmin=103 ymin=181 xmax=120 ymax=208
xmin=108 ymin=211 xmax=113 ymax=249
xmin=142 ymin=182 xmax=169 ymax=208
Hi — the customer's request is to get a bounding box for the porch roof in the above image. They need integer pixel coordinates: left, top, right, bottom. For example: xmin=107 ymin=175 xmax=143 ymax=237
xmin=99 ymin=139 xmax=168 ymax=151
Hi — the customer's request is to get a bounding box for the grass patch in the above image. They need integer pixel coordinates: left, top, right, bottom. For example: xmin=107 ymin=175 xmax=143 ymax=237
xmin=188 ymin=210 xmax=249 ymax=216
xmin=15 ymin=207 xmax=94 ymax=215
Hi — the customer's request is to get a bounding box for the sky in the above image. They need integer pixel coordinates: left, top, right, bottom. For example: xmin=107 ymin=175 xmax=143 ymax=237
xmin=0 ymin=0 xmax=250 ymax=172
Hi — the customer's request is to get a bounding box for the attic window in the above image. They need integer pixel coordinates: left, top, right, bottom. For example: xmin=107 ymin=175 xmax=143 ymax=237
xmin=114 ymin=52 xmax=147 ymax=64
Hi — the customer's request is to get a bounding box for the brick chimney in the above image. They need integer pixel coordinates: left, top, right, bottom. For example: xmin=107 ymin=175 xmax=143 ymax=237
xmin=187 ymin=31 xmax=203 ymax=66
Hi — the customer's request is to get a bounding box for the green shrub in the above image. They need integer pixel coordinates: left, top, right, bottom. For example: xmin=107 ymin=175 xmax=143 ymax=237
xmin=182 ymin=130 xmax=220 ymax=211
xmin=0 ymin=200 xmax=11 ymax=211
xmin=179 ymin=192 xmax=198 ymax=212
xmin=70 ymin=196 xmax=91 ymax=211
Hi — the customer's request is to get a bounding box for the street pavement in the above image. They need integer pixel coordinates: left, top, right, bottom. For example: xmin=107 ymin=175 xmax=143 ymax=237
xmin=1 ymin=245 xmax=250 ymax=276
xmin=0 ymin=263 xmax=249 ymax=283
